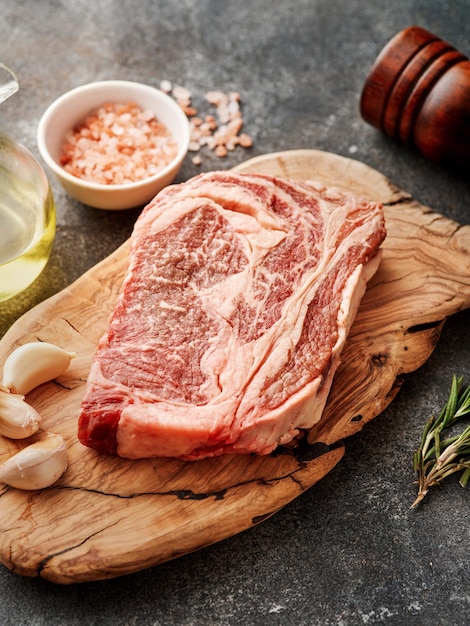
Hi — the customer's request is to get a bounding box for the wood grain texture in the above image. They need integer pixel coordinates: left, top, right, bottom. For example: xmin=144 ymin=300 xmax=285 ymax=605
xmin=0 ymin=150 xmax=469 ymax=584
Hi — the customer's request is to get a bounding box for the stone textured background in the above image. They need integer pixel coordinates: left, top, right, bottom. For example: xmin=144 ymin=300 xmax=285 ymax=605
xmin=0 ymin=1 xmax=469 ymax=624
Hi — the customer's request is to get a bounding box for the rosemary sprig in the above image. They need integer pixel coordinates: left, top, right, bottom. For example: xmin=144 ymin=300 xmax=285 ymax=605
xmin=411 ymin=375 xmax=470 ymax=508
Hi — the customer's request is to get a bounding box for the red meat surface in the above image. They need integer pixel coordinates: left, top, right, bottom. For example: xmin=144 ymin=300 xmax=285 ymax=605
xmin=78 ymin=171 xmax=386 ymax=460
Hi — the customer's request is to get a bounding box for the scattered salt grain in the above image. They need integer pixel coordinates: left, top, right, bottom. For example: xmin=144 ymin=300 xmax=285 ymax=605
xmin=60 ymin=101 xmax=178 ymax=185
xmin=165 ymin=84 xmax=253 ymax=165
xmin=159 ymin=79 xmax=173 ymax=94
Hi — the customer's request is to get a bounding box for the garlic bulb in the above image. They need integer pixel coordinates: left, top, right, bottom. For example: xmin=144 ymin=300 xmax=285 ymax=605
xmin=0 ymin=433 xmax=67 ymax=490
xmin=0 ymin=389 xmax=41 ymax=439
xmin=2 ymin=342 xmax=75 ymax=395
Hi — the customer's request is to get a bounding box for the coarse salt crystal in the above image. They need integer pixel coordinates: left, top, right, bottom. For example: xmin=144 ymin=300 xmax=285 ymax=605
xmin=159 ymin=79 xmax=172 ymax=93
xmin=60 ymin=101 xmax=177 ymax=185
xmin=167 ymin=83 xmax=253 ymax=165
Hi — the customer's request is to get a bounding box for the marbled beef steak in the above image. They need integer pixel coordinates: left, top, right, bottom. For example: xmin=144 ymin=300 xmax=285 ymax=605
xmin=78 ymin=171 xmax=386 ymax=460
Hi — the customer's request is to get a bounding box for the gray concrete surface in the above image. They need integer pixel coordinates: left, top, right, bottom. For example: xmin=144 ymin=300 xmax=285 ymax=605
xmin=0 ymin=1 xmax=469 ymax=624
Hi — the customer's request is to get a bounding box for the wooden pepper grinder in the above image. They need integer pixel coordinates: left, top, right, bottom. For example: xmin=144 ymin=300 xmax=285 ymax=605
xmin=360 ymin=26 xmax=470 ymax=170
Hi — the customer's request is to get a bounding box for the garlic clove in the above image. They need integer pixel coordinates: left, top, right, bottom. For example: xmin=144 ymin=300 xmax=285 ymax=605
xmin=2 ymin=341 xmax=75 ymax=395
xmin=0 ymin=433 xmax=67 ymax=490
xmin=0 ymin=389 xmax=41 ymax=439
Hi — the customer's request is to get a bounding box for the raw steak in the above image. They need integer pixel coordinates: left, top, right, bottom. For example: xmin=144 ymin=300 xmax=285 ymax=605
xmin=78 ymin=171 xmax=386 ymax=460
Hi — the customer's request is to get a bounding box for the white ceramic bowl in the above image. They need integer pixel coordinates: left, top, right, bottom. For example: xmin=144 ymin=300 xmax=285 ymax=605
xmin=37 ymin=80 xmax=190 ymax=210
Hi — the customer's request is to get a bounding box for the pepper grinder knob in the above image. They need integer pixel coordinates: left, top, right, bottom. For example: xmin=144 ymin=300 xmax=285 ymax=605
xmin=360 ymin=26 xmax=470 ymax=170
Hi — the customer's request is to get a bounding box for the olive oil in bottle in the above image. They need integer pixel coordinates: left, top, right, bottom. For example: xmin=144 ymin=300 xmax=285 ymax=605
xmin=0 ymin=131 xmax=56 ymax=302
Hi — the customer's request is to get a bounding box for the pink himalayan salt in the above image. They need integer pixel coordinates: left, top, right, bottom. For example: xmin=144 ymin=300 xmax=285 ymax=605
xmin=60 ymin=101 xmax=178 ymax=185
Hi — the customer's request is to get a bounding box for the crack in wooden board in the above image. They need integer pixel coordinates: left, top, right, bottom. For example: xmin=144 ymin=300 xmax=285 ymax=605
xmin=0 ymin=149 xmax=469 ymax=583
xmin=1 ymin=446 xmax=344 ymax=583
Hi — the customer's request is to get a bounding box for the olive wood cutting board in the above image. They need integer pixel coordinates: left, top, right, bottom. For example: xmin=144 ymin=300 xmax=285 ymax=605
xmin=0 ymin=150 xmax=469 ymax=584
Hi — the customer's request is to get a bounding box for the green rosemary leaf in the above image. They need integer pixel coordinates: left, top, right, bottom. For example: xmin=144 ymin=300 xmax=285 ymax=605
xmin=455 ymin=384 xmax=470 ymax=419
xmin=411 ymin=376 xmax=470 ymax=508
xmin=442 ymin=375 xmax=460 ymax=426
xmin=412 ymin=449 xmax=421 ymax=473
xmin=459 ymin=467 xmax=470 ymax=488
